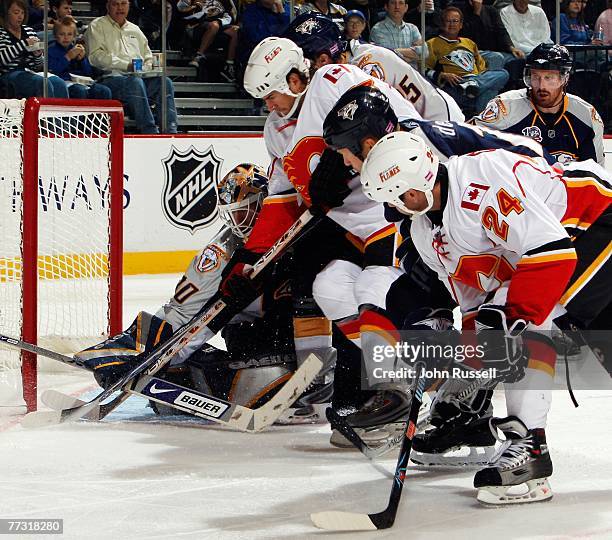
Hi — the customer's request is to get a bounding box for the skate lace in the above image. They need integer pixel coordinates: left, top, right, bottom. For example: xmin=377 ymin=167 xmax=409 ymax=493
xmin=497 ymin=437 xmax=533 ymax=470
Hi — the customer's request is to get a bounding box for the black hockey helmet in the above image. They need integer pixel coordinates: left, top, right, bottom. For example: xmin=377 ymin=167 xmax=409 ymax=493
xmin=282 ymin=12 xmax=346 ymax=61
xmin=323 ymin=85 xmax=398 ymax=158
xmin=524 ymin=44 xmax=573 ymax=86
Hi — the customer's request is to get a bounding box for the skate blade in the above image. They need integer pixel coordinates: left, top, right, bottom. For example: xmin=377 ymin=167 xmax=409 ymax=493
xmin=329 ymin=424 xmax=402 ymax=449
xmin=411 ymin=445 xmax=497 ymax=468
xmin=477 ymin=478 xmax=553 ymax=505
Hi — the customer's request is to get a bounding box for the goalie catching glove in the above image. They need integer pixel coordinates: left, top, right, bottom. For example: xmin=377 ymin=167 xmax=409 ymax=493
xmin=475 ymin=305 xmax=529 ymax=383
xmin=308 ymin=148 xmax=353 ymax=214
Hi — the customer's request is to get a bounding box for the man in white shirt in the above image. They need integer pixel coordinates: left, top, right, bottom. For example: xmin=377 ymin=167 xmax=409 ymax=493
xmin=86 ymin=0 xmax=178 ymax=133
xmin=500 ymin=0 xmax=552 ymax=56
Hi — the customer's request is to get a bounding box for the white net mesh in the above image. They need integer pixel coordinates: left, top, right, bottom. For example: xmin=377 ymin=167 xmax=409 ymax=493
xmin=0 ymin=99 xmax=120 ymax=409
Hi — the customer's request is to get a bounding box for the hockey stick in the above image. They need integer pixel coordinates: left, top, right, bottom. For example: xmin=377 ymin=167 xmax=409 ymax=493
xmin=40 ymin=354 xmax=322 ymax=432
xmin=21 ymin=210 xmax=319 ymax=428
xmin=326 ymin=408 xmax=405 ymax=459
xmin=311 ymin=364 xmax=426 ymax=531
xmin=0 ymin=334 xmax=88 ymax=369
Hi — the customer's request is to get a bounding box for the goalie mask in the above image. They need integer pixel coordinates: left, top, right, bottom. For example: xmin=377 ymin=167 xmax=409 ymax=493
xmin=217 ymin=163 xmax=268 ymax=238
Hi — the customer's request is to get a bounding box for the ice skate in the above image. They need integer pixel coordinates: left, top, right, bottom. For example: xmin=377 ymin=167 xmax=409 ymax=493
xmin=474 ymin=416 xmax=553 ymax=505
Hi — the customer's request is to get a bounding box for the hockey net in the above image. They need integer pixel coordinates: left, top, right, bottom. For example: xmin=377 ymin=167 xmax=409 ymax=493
xmin=0 ymin=98 xmax=124 ymax=413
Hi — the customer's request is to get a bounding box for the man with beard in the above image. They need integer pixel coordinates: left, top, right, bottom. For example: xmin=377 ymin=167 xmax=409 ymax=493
xmin=473 ymin=43 xmax=604 ymax=165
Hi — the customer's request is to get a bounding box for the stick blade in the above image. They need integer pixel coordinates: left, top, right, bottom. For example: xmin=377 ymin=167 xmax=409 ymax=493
xmin=21 ymin=409 xmax=63 ymax=428
xmin=310 ymin=511 xmax=377 ymax=531
xmin=42 ymin=389 xmax=86 ymax=411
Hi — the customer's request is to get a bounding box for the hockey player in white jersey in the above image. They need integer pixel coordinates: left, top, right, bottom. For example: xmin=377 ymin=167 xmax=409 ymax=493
xmin=283 ymin=12 xmax=464 ymax=123
xmin=473 ymin=43 xmax=605 ymax=166
xmin=241 ymin=34 xmax=427 ymax=433
xmin=359 ymin=131 xmax=612 ymax=504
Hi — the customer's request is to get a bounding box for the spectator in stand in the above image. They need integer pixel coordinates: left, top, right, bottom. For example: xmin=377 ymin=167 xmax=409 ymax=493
xmin=85 ymin=0 xmax=178 ymax=133
xmin=594 ymin=0 xmax=612 ymax=43
xmin=426 ymin=6 xmax=509 ymax=115
xmin=343 ymin=9 xmax=367 ymax=42
xmin=27 ymin=0 xmax=44 ymax=32
xmin=501 ymin=0 xmax=552 ymax=56
xmin=554 ymin=0 xmax=600 ymax=44
xmin=370 ymin=0 xmax=427 ymax=67
xmin=403 ymin=0 xmax=440 ymax=40
xmin=455 ymin=0 xmax=524 ymax=87
xmin=296 ymin=0 xmax=347 ymax=32
xmin=0 ymin=0 xmax=69 ymax=97
xmin=48 ymin=16 xmax=111 ymax=98
xmin=494 ymin=0 xmax=540 ymax=8
xmin=137 ymin=0 xmax=172 ymax=49
xmin=178 ymin=0 xmax=238 ymax=82
xmin=553 ymin=0 xmax=605 ymax=67
xmin=49 ymin=0 xmax=83 ymax=30
xmin=238 ymin=0 xmax=290 ymax=68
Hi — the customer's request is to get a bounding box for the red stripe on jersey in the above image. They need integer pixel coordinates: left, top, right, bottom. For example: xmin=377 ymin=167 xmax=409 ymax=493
xmin=524 ymin=335 xmax=556 ymax=377
xmin=359 ymin=308 xmax=400 ymax=343
xmin=561 ymin=178 xmax=612 ymax=233
xmin=277 ymin=120 xmax=297 ymax=133
xmin=244 ymin=197 xmax=301 ymax=253
xmin=506 ymin=254 xmax=577 ymax=325
xmin=336 ymin=317 xmax=361 ymax=340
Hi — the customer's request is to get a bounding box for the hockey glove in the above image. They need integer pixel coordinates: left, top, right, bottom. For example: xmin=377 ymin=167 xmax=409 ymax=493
xmin=220 ymin=248 xmax=262 ymax=310
xmin=475 ymin=305 xmax=528 ymax=383
xmin=308 ymin=148 xmax=352 ymax=214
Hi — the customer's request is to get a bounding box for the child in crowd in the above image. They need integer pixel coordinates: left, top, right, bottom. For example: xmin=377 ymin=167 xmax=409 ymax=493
xmin=48 ymin=16 xmax=111 ymax=98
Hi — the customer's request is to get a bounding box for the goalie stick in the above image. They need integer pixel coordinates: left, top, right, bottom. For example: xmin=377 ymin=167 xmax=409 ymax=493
xmin=311 ymin=364 xmax=426 ymax=531
xmin=20 ymin=210 xmax=319 ymax=428
xmin=39 ymin=354 xmax=322 ymax=432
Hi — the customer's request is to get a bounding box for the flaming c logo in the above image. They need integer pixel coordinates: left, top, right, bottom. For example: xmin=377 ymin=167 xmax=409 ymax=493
xmin=282 ymin=136 xmax=327 ymax=205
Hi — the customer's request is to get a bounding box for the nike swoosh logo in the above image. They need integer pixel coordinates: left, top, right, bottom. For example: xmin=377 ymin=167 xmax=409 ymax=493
xmin=149 ymin=383 xmax=175 ymax=395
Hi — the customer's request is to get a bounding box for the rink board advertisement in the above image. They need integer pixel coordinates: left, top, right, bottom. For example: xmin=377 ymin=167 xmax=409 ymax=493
xmin=124 ymin=135 xmax=612 ymax=274
xmin=123 ymin=134 xmax=268 ymax=274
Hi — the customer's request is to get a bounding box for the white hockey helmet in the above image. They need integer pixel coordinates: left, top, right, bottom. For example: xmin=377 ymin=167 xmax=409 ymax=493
xmin=361 ymin=132 xmax=439 ymax=217
xmin=243 ymin=37 xmax=310 ymax=101
xmin=217 ymin=163 xmax=269 ymax=238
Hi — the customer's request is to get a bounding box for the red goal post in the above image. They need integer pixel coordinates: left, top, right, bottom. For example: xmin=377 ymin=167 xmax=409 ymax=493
xmin=0 ymin=98 xmax=124 ymax=412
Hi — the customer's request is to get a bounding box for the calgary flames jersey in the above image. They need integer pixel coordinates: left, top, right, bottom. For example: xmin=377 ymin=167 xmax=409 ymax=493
xmin=248 ymin=63 xmax=422 ymax=252
xmin=472 ymin=89 xmax=605 ymax=166
xmin=348 ymin=41 xmax=464 ymax=123
xmin=410 ymin=150 xmax=611 ymax=325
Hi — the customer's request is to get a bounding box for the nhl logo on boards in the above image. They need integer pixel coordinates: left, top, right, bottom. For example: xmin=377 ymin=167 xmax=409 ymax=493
xmin=162 ymin=145 xmax=222 ymax=233
xmin=337 ymin=100 xmax=358 ymax=120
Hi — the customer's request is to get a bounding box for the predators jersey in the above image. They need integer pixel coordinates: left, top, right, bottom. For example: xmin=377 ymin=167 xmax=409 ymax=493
xmin=426 ymin=36 xmax=486 ymax=76
xmin=400 ymin=118 xmax=556 ymax=165
xmin=247 ymin=63 xmax=422 ymax=252
xmin=410 ymin=150 xmax=610 ymax=325
xmin=348 ymin=41 xmax=464 ymax=122
xmin=472 ymin=89 xmax=605 ymax=166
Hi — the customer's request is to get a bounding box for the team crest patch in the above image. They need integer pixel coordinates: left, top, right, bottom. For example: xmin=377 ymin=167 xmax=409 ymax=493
xmin=162 ymin=145 xmax=222 ymax=233
xmin=461 ymin=182 xmax=489 ymax=211
xmin=445 ymin=48 xmax=475 ymax=72
xmin=295 ymin=19 xmax=320 ymax=34
xmin=337 ymin=100 xmax=358 ymax=120
xmin=197 ymin=244 xmax=226 ymax=273
xmin=521 ymin=126 xmax=543 ymax=142
xmin=357 ymin=58 xmax=385 ymax=80
xmin=479 ymin=100 xmax=502 ymax=123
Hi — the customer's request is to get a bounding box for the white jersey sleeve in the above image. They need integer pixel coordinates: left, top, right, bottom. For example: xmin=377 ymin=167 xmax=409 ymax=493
xmin=349 ymin=42 xmax=464 ymax=122
xmin=263 ymin=111 xmax=300 ymax=199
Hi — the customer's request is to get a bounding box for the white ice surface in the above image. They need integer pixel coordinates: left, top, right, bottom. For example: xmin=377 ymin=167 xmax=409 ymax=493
xmin=1 ymin=274 xmax=611 ymax=540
